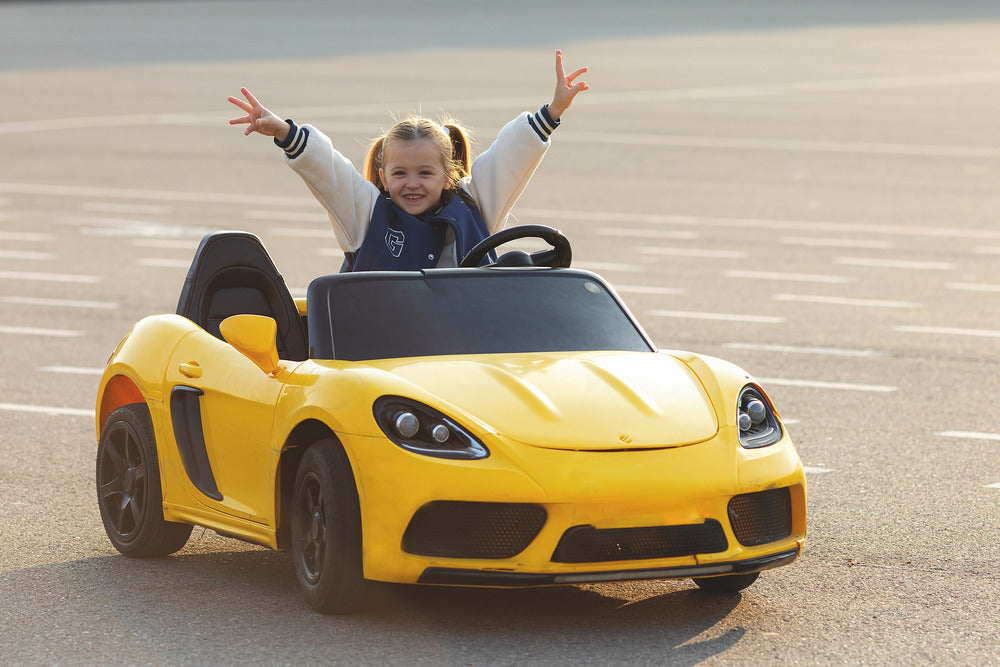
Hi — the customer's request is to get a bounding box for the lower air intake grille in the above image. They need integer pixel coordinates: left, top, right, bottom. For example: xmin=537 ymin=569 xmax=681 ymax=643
xmin=402 ymin=501 xmax=546 ymax=559
xmin=551 ymin=520 xmax=729 ymax=563
xmin=728 ymin=487 xmax=793 ymax=546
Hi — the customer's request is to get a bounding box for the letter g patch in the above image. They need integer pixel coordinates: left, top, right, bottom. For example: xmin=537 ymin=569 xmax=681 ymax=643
xmin=385 ymin=228 xmax=404 ymax=258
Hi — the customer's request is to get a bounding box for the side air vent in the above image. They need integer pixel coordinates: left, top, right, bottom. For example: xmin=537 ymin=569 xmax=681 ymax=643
xmin=402 ymin=501 xmax=546 ymax=559
xmin=728 ymin=487 xmax=793 ymax=546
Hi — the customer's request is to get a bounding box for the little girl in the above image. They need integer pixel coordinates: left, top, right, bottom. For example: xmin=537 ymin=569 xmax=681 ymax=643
xmin=228 ymin=51 xmax=588 ymax=271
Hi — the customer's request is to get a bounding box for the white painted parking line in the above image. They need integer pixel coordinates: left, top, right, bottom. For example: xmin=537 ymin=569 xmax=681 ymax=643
xmin=938 ymin=431 xmax=1000 ymax=442
xmin=0 ymin=296 xmax=118 ymax=309
xmin=648 ymin=310 xmax=785 ymax=324
xmin=139 ymin=258 xmax=192 ymax=268
xmin=0 ymin=181 xmax=310 ymax=208
xmin=835 ymin=257 xmax=955 ymax=271
xmin=780 ymin=236 xmax=892 ymax=249
xmin=60 ymin=215 xmax=211 ymax=239
xmin=0 ymin=270 xmax=99 ymax=283
xmin=614 ymin=285 xmax=684 ymax=295
xmin=0 ymin=250 xmax=55 ymax=261
xmin=270 ymin=227 xmax=334 ymax=238
xmin=895 ymin=325 xmax=1000 ymax=339
xmin=986 ymin=483 xmax=1000 ymax=489
xmin=773 ymin=294 xmax=920 ymax=309
xmin=947 ymin=282 xmax=1000 ymax=293
xmin=0 ymin=325 xmax=83 ymax=337
xmin=520 ymin=209 xmax=670 ymax=226
xmin=518 ymin=208 xmax=1000 ymax=242
xmin=804 ymin=466 xmax=835 ymax=474
xmin=39 ymin=366 xmax=105 ymax=375
xmin=726 ymin=269 xmax=853 ymax=284
xmin=0 ymin=112 xmax=373 ymax=135
xmin=0 ymin=231 xmax=54 ymax=242
xmin=568 ymin=130 xmax=1000 ymax=159
xmin=595 ymin=228 xmax=698 ymax=240
xmin=0 ymin=402 xmax=93 ymax=417
xmin=577 ymin=70 xmax=1000 ymax=103
xmin=247 ymin=210 xmax=328 ymax=222
xmin=758 ymin=378 xmax=898 ymax=392
xmin=639 ymin=247 xmax=747 ymax=259
xmin=82 ymin=201 xmax=171 ymax=215
xmin=133 ymin=239 xmax=197 ymax=249
xmin=575 ymin=261 xmax=640 ymax=273
xmin=723 ymin=342 xmax=884 ymax=358
xmin=0 ymin=113 xmax=205 ymax=134
xmin=60 ymin=215 xmax=188 ymax=229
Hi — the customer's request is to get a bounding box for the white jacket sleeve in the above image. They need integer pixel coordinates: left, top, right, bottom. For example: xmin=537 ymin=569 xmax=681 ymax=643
xmin=463 ymin=107 xmax=558 ymax=233
xmin=278 ymin=122 xmax=379 ymax=253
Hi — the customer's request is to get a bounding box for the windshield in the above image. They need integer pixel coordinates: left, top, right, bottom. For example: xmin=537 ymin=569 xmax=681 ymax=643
xmin=307 ymin=269 xmax=654 ymax=362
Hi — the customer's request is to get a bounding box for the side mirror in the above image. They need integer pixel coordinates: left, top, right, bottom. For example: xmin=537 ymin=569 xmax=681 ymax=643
xmin=219 ymin=314 xmax=281 ymax=375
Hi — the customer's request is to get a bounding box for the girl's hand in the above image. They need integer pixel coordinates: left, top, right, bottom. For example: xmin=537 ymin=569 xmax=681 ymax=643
xmin=548 ymin=50 xmax=589 ymax=121
xmin=227 ymin=87 xmax=290 ymax=142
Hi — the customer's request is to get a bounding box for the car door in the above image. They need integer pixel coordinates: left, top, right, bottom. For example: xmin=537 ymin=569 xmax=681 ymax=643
xmin=164 ymin=331 xmax=282 ymax=525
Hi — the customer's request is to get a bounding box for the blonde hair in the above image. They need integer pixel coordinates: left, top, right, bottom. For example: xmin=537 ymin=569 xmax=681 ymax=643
xmin=363 ymin=116 xmax=472 ymax=195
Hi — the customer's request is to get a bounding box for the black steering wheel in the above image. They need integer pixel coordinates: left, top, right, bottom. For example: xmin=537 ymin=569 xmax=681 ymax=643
xmin=459 ymin=225 xmax=572 ymax=268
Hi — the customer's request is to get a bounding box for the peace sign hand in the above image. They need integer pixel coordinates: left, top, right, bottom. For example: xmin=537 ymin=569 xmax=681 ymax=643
xmin=227 ymin=87 xmax=290 ymax=143
xmin=549 ymin=51 xmax=589 ymax=121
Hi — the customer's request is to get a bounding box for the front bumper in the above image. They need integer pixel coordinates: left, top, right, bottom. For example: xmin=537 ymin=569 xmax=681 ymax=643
xmin=343 ymin=424 xmax=806 ymax=586
xmin=418 ymin=546 xmax=801 ymax=587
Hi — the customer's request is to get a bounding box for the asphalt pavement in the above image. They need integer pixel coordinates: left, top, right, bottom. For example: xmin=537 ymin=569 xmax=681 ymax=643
xmin=1 ymin=1 xmax=999 ymax=664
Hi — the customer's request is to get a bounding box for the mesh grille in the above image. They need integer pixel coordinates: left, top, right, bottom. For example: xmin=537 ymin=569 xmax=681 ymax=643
xmin=402 ymin=501 xmax=546 ymax=559
xmin=728 ymin=487 xmax=793 ymax=546
xmin=551 ymin=520 xmax=728 ymax=563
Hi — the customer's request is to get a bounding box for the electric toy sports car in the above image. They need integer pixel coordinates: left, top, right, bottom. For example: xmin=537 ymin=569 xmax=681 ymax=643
xmin=95 ymin=226 xmax=806 ymax=614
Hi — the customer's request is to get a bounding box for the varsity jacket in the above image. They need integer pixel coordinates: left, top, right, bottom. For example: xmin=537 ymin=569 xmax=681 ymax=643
xmin=350 ymin=193 xmax=495 ymax=271
xmin=275 ymin=107 xmax=560 ymax=270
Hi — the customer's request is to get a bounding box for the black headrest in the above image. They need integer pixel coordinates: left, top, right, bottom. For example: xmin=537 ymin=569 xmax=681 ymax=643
xmin=177 ymin=231 xmax=308 ymax=361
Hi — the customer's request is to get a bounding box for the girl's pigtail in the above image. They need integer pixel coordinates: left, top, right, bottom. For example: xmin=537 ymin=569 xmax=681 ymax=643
xmin=443 ymin=122 xmax=471 ymax=182
xmin=363 ymin=136 xmax=386 ymax=192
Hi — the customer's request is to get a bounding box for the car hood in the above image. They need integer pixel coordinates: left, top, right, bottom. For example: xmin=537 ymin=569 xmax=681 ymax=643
xmin=366 ymin=351 xmax=719 ymax=450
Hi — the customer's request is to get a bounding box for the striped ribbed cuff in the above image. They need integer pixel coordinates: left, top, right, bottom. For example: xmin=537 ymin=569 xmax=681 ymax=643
xmin=274 ymin=119 xmax=309 ymax=158
xmin=527 ymin=105 xmax=560 ymax=142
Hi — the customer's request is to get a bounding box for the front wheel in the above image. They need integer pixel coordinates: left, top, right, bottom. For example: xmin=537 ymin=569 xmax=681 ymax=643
xmin=692 ymin=572 xmax=760 ymax=594
xmin=96 ymin=403 xmax=192 ymax=557
xmin=291 ymin=439 xmax=368 ymax=614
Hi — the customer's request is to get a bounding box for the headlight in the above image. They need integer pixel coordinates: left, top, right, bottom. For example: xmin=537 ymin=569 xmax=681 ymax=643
xmin=737 ymin=385 xmax=783 ymax=448
xmin=373 ymin=396 xmax=489 ymax=460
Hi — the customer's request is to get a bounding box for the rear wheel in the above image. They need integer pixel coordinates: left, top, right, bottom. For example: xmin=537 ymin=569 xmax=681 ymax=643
xmin=692 ymin=572 xmax=760 ymax=594
xmin=96 ymin=403 xmax=192 ymax=557
xmin=291 ymin=439 xmax=368 ymax=614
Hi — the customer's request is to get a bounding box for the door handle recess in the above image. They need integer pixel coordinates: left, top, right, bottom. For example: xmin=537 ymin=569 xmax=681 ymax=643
xmin=179 ymin=362 xmax=202 ymax=378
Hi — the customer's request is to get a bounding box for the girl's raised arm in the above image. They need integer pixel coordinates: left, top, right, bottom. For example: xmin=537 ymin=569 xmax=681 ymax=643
xmin=228 ymin=87 xmax=290 ymax=143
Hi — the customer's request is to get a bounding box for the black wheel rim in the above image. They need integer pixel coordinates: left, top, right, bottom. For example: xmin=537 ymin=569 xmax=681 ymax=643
xmin=97 ymin=421 xmax=147 ymax=540
xmin=297 ymin=472 xmax=327 ymax=584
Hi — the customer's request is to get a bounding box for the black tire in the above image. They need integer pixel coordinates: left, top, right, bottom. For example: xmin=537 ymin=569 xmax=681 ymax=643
xmin=692 ymin=572 xmax=760 ymax=594
xmin=291 ymin=438 xmax=368 ymax=614
xmin=96 ymin=403 xmax=192 ymax=557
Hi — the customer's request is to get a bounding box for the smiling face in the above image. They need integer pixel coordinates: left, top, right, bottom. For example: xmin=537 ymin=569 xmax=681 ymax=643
xmin=378 ymin=138 xmax=452 ymax=216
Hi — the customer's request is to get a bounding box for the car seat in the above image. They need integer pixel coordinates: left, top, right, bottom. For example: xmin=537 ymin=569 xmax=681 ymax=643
xmin=176 ymin=231 xmax=308 ymax=361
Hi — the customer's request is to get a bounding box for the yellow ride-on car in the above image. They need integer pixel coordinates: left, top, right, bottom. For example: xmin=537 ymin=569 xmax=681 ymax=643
xmin=95 ymin=226 xmax=806 ymax=613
